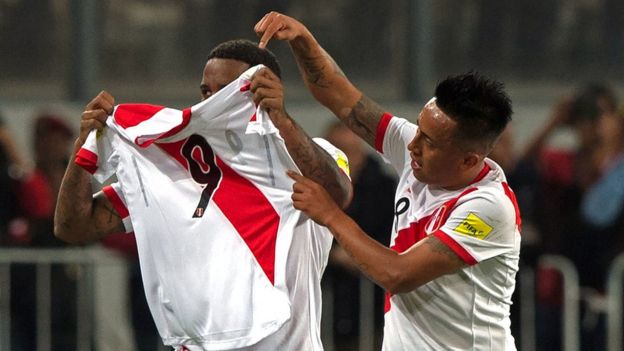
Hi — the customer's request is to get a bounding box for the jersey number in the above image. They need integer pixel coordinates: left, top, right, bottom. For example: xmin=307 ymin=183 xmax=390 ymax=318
xmin=182 ymin=134 xmax=222 ymax=218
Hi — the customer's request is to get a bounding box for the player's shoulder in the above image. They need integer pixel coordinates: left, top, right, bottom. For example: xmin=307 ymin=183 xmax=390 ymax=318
xmin=387 ymin=114 xmax=417 ymax=131
xmin=460 ymin=182 xmax=516 ymax=221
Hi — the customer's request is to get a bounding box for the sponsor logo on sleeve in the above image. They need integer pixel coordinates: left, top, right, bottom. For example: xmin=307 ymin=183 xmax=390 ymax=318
xmin=453 ymin=212 xmax=493 ymax=240
xmin=336 ymin=153 xmax=350 ymax=176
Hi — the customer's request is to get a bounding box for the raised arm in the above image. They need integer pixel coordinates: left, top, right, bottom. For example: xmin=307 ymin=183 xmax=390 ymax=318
xmin=255 ymin=12 xmax=386 ymax=148
xmin=54 ymin=91 xmax=125 ymax=244
xmin=250 ymin=68 xmax=352 ymax=208
xmin=287 ymin=171 xmax=465 ymax=294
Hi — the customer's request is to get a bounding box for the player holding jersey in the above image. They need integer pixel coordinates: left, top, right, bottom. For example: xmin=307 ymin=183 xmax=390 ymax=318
xmin=54 ymin=40 xmax=352 ymax=350
xmin=256 ymin=12 xmax=520 ymax=350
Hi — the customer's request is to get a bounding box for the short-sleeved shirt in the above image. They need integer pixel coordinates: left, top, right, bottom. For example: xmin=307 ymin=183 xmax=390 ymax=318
xmin=375 ymin=114 xmax=521 ymax=351
xmin=76 ymin=65 xmax=349 ymax=350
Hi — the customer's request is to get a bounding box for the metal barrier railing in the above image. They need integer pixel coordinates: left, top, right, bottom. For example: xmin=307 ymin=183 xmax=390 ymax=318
xmin=0 ymin=247 xmax=128 ymax=351
xmin=11 ymin=249 xmax=624 ymax=351
xmin=321 ymin=275 xmax=377 ymax=351
xmin=538 ymin=254 xmax=580 ymax=351
xmin=519 ymin=266 xmax=536 ymax=351
xmin=358 ymin=278 xmax=375 ymax=351
xmin=607 ymin=253 xmax=624 ymax=351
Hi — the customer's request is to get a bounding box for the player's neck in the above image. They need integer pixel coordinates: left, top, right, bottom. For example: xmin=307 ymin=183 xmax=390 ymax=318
xmin=440 ymin=161 xmax=488 ymax=191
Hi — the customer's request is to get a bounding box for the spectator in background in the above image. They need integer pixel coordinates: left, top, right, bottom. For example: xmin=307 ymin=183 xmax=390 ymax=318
xmin=575 ymin=105 xmax=624 ymax=350
xmin=520 ymin=83 xmax=616 ymax=259
xmin=580 ymin=103 xmax=624 ymax=288
xmin=0 ymin=112 xmax=26 ymax=244
xmin=518 ymin=82 xmax=618 ymax=351
xmin=18 ymin=114 xmax=74 ymax=245
xmin=7 ymin=113 xmax=78 ymax=351
xmin=323 ymin=121 xmax=396 ymax=351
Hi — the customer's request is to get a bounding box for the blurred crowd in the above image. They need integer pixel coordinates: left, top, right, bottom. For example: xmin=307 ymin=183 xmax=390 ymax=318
xmin=488 ymin=82 xmax=624 ymax=350
xmin=1 ymin=83 xmax=624 ymax=350
xmin=0 ymin=112 xmax=158 ymax=350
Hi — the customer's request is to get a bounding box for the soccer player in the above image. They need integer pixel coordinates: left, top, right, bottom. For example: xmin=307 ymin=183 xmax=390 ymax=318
xmin=54 ymin=39 xmax=352 ymax=350
xmin=256 ymin=12 xmax=521 ymax=350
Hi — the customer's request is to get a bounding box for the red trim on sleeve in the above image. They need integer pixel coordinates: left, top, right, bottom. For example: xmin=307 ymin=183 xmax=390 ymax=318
xmin=433 ymin=230 xmax=478 ymax=265
xmin=158 ymin=108 xmax=192 ymax=140
xmin=75 ymin=148 xmax=98 ymax=174
xmin=102 ymin=185 xmax=129 ymax=219
xmin=114 ymin=104 xmax=165 ymax=129
xmin=502 ymin=182 xmax=522 ymax=232
xmin=136 ymin=108 xmax=193 ymax=148
xmin=374 ymin=113 xmax=393 ymax=153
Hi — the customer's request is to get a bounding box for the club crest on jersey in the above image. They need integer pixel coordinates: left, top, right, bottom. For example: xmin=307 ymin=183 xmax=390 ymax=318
xmin=453 ymin=212 xmax=493 ymax=240
xmin=425 ymin=205 xmax=448 ymax=234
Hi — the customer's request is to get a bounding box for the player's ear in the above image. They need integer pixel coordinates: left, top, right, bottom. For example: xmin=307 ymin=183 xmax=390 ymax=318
xmin=461 ymin=152 xmax=480 ymax=170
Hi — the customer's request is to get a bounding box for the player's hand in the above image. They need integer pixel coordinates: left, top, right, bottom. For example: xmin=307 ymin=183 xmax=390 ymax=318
xmin=287 ymin=170 xmax=342 ymax=227
xmin=77 ymin=91 xmax=114 ymax=148
xmin=250 ymin=68 xmax=288 ymax=124
xmin=255 ymin=11 xmax=308 ymax=49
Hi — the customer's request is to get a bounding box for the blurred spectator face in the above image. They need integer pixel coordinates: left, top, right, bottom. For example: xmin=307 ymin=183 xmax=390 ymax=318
xmin=598 ymin=110 xmax=624 ymax=148
xmin=33 ymin=115 xmax=73 ymax=166
xmin=569 ymin=84 xmax=617 ymax=149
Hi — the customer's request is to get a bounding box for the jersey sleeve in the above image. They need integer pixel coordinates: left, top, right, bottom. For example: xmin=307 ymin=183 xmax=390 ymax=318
xmin=75 ymin=127 xmax=118 ymax=184
xmin=312 ymin=137 xmax=351 ymax=179
xmin=433 ymin=189 xmax=517 ymax=265
xmin=374 ymin=114 xmax=417 ymax=174
xmin=100 ymin=182 xmax=133 ymax=233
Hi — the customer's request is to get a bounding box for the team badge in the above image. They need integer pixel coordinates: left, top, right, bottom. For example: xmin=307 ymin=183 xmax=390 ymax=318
xmin=425 ymin=205 xmax=448 ymax=234
xmin=453 ymin=213 xmax=493 ymax=240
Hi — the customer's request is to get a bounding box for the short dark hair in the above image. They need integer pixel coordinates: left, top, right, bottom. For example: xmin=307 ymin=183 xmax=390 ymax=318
xmin=207 ymin=39 xmax=281 ymax=79
xmin=434 ymin=72 xmax=512 ymax=153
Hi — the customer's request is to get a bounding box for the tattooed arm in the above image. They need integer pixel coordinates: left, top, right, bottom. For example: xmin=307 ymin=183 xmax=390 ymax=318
xmin=251 ymin=68 xmax=352 ymax=208
xmin=288 ymin=171 xmax=466 ymax=294
xmin=255 ymin=12 xmax=386 ymax=148
xmin=54 ymin=91 xmax=125 ymax=244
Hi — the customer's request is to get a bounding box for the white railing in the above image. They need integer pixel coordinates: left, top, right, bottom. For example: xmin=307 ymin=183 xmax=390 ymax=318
xmin=607 ymin=253 xmax=624 ymax=351
xmin=0 ymin=247 xmax=129 ymax=351
xmin=538 ymin=255 xmax=580 ymax=351
xmin=5 ymin=248 xmax=624 ymax=351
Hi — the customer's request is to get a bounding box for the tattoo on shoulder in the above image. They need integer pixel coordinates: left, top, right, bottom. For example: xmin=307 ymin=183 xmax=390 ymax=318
xmin=344 ymin=95 xmax=386 ymax=146
xmin=427 ymin=236 xmax=464 ymax=265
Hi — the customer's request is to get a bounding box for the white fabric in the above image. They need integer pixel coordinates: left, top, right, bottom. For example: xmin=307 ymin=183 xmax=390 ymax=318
xmin=377 ymin=115 xmax=520 ymax=351
xmin=78 ymin=65 xmax=344 ymax=350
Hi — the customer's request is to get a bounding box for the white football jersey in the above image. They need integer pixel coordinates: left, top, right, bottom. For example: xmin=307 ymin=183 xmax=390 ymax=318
xmin=76 ymin=65 xmax=348 ymax=350
xmin=374 ymin=114 xmax=521 ymax=351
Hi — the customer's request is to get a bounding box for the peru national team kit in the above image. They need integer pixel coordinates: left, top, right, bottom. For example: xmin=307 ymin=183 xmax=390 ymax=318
xmin=75 ymin=61 xmax=520 ymax=350
xmin=76 ymin=65 xmax=349 ymax=350
xmin=375 ymin=113 xmax=521 ymax=350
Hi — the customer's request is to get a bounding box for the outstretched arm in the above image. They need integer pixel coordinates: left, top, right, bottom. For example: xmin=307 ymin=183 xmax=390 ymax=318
xmin=54 ymin=91 xmax=125 ymax=244
xmin=251 ymin=68 xmax=352 ymax=208
xmin=288 ymin=171 xmax=466 ymax=294
xmin=255 ymin=12 xmax=386 ymax=148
